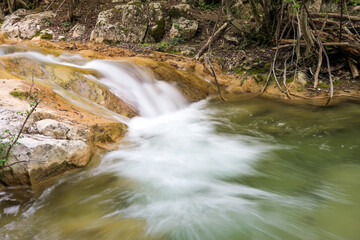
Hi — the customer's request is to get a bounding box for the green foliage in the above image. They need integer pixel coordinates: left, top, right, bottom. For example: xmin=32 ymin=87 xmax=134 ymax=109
xmin=349 ymin=0 xmax=360 ymax=5
xmin=62 ymin=22 xmax=71 ymax=32
xmin=40 ymin=32 xmax=53 ymax=40
xmin=44 ymin=17 xmax=52 ymax=27
xmin=10 ymin=89 xmax=28 ymax=100
xmin=198 ymin=1 xmax=220 ymax=11
xmin=0 ymin=92 xmax=38 ymax=167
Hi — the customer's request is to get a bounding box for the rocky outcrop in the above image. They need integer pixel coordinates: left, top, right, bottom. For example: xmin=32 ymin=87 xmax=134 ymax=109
xmin=90 ymin=1 xmax=165 ymax=44
xmin=0 ymin=9 xmax=55 ymax=39
xmin=0 ymin=109 xmax=126 ymax=186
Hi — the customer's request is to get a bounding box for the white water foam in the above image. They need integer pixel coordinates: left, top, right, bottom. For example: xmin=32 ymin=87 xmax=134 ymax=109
xmin=101 ymin=101 xmax=277 ymax=239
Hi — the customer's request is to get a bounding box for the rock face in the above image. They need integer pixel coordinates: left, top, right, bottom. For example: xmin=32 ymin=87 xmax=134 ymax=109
xmin=169 ymin=4 xmax=198 ymax=40
xmin=0 ymin=109 xmax=93 ymax=185
xmin=0 ymin=9 xmax=55 ymax=39
xmin=170 ymin=17 xmax=198 ymax=40
xmin=90 ymin=1 xmax=165 ymax=43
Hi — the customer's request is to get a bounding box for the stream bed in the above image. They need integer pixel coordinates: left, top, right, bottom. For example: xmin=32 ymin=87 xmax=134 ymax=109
xmin=1 ymin=98 xmax=360 ymax=240
xmin=0 ymin=45 xmax=360 ymax=240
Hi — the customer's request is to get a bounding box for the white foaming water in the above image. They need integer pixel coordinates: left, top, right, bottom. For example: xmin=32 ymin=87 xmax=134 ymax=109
xmin=85 ymin=61 xmax=187 ymax=117
xmin=101 ymin=101 xmax=279 ymax=239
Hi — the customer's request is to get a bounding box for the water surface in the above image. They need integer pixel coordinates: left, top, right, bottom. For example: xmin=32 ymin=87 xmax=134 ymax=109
xmin=1 ymin=98 xmax=359 ymax=240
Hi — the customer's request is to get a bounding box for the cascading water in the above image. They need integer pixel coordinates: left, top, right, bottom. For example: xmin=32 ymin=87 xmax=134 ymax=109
xmin=1 ymin=46 xmax=360 ymax=240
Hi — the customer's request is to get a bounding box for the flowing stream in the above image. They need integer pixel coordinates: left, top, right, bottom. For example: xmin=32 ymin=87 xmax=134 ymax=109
xmin=0 ymin=47 xmax=360 ymax=240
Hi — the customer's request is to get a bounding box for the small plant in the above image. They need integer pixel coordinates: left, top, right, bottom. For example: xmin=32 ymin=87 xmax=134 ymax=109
xmin=40 ymin=32 xmax=53 ymax=40
xmin=62 ymin=22 xmax=71 ymax=32
xmin=44 ymin=17 xmax=52 ymax=27
xmin=0 ymin=81 xmax=40 ymax=168
xmin=198 ymin=1 xmax=220 ymax=11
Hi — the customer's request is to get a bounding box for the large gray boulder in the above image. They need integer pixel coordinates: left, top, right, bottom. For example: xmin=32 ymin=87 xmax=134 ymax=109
xmin=170 ymin=17 xmax=198 ymax=40
xmin=0 ymin=109 xmax=93 ymax=186
xmin=90 ymin=1 xmax=165 ymax=43
xmin=0 ymin=9 xmax=55 ymax=39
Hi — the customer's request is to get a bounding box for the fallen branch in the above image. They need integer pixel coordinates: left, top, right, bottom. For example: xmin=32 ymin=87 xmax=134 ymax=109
xmin=310 ymin=13 xmax=360 ymax=22
xmin=348 ymin=57 xmax=359 ymax=79
xmin=195 ymin=22 xmax=229 ymax=60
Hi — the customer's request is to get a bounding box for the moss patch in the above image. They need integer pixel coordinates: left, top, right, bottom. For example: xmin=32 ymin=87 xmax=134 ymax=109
xmin=9 ymin=89 xmax=29 ymax=100
xmin=150 ymin=19 xmax=165 ymax=42
xmin=40 ymin=32 xmax=53 ymax=40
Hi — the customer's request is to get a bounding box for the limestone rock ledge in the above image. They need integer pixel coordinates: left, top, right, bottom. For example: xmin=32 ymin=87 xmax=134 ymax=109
xmin=0 ymin=107 xmax=126 ymax=187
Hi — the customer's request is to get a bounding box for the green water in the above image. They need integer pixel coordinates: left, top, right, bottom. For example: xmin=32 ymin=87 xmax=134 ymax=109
xmin=1 ymin=98 xmax=360 ymax=240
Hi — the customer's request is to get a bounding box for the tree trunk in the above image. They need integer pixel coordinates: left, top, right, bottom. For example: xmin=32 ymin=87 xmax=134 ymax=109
xmin=0 ymin=7 xmax=5 ymax=21
xmin=300 ymin=5 xmax=315 ymax=56
xmin=66 ymin=0 xmax=73 ymax=22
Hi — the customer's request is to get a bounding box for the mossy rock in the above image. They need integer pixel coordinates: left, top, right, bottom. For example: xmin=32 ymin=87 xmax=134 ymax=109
xmin=150 ymin=19 xmax=165 ymax=42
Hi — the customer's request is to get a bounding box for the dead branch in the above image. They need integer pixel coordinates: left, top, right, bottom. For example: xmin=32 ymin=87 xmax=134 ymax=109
xmin=314 ymin=47 xmax=322 ymax=88
xmin=195 ymin=22 xmax=229 ymax=60
xmin=310 ymin=13 xmax=360 ymax=22
xmin=204 ymin=17 xmax=225 ymax=101
xmin=55 ymin=0 xmax=66 ymax=15
xmin=348 ymin=57 xmax=359 ymax=79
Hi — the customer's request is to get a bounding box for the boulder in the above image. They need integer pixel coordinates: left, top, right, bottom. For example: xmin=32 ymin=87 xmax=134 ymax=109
xmin=145 ymin=2 xmax=165 ymax=42
xmin=71 ymin=24 xmax=86 ymax=39
xmin=0 ymin=109 xmax=93 ymax=186
xmin=0 ymin=136 xmax=92 ymax=185
xmin=90 ymin=1 xmax=166 ymax=43
xmin=169 ymin=4 xmax=191 ymax=19
xmin=0 ymin=9 xmax=55 ymax=39
xmin=170 ymin=17 xmax=198 ymax=40
xmin=90 ymin=1 xmax=149 ymax=43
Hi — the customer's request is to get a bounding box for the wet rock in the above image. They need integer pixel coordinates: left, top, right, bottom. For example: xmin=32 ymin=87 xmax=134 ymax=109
xmin=0 ymin=109 xmax=93 ymax=186
xmin=170 ymin=17 xmax=198 ymax=40
xmin=71 ymin=24 xmax=86 ymax=39
xmin=0 ymin=9 xmax=55 ymax=39
xmin=0 ymin=136 xmax=92 ymax=185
